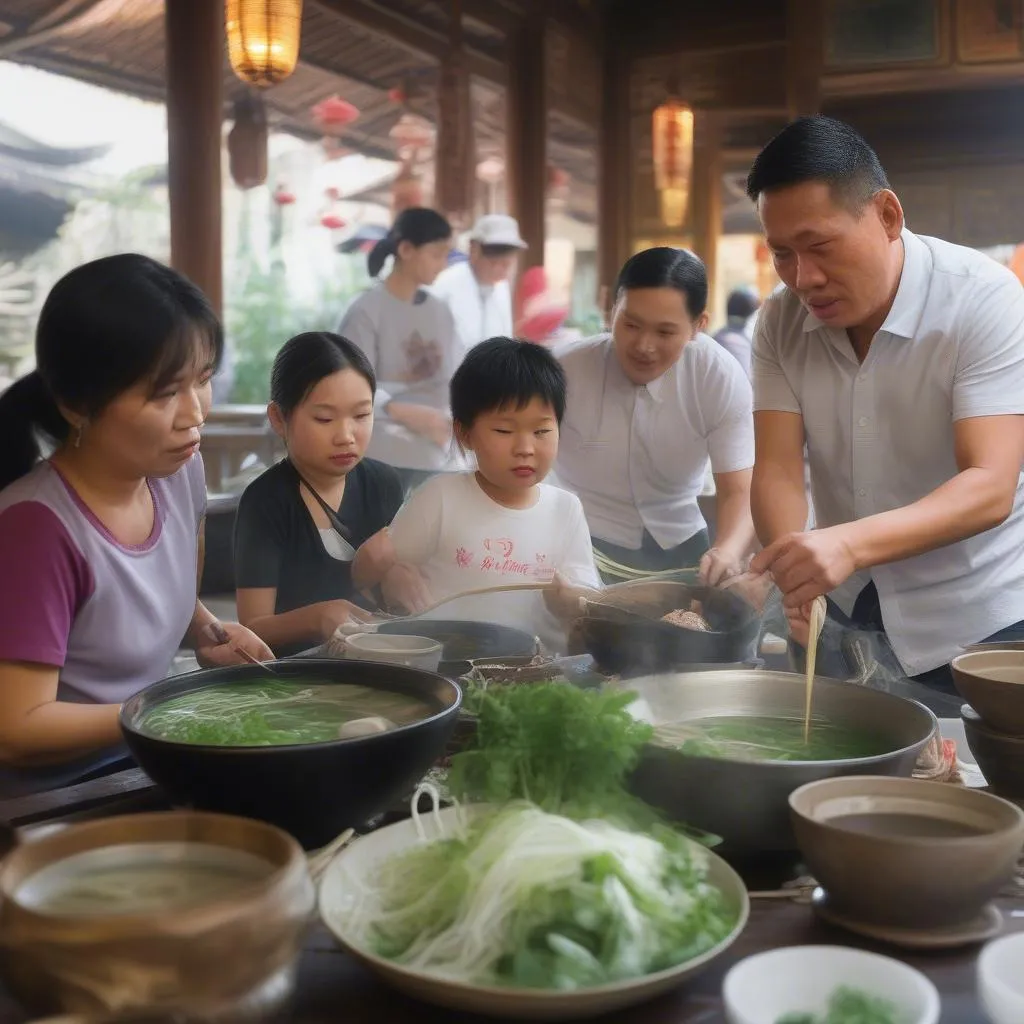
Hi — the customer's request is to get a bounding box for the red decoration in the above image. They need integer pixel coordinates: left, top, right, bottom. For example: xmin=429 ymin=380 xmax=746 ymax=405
xmin=320 ymin=213 xmax=347 ymax=230
xmin=547 ymin=165 xmax=570 ymax=190
xmin=312 ymin=96 xmax=360 ymax=136
xmin=515 ymin=267 xmax=568 ymax=344
xmin=388 ymin=86 xmax=406 ymax=104
xmin=273 ymin=184 xmax=296 ymax=206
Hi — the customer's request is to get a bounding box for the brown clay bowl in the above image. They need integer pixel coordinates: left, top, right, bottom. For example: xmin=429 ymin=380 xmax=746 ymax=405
xmin=961 ymin=703 xmax=1024 ymax=799
xmin=951 ymin=650 xmax=1024 ymax=736
xmin=789 ymin=776 xmax=1024 ymax=930
xmin=0 ymin=811 xmax=315 ymax=1019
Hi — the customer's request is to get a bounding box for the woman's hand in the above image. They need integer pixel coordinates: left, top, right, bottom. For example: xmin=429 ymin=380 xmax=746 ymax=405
xmin=197 ymin=621 xmax=275 ymax=668
xmin=316 ymin=600 xmax=371 ymax=641
xmin=387 ymin=403 xmax=452 ymax=449
xmin=381 ymin=563 xmax=433 ymax=614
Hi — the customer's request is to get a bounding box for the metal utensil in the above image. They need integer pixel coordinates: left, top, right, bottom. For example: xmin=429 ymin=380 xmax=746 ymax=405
xmin=208 ymin=623 xmax=278 ymax=676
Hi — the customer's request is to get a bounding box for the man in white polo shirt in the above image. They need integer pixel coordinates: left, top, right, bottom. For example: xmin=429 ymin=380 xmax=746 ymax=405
xmin=747 ymin=115 xmax=1024 ymax=692
xmin=555 ymin=246 xmax=755 ymax=586
xmin=432 ymin=214 xmax=527 ymax=355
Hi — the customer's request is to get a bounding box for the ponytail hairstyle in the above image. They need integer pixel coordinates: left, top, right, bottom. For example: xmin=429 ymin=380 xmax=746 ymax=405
xmin=367 ymin=207 xmax=452 ymax=278
xmin=0 ymin=253 xmax=222 ymax=491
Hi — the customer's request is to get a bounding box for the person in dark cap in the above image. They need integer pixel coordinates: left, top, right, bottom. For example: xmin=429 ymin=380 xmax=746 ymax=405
xmin=713 ymin=285 xmax=761 ymax=378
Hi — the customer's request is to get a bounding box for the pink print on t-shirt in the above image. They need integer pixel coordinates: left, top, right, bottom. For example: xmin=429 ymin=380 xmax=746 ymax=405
xmin=455 ymin=546 xmax=473 ymax=568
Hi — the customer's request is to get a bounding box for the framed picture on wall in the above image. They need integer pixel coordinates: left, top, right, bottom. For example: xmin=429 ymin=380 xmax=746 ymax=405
xmin=956 ymin=0 xmax=1024 ymax=63
xmin=825 ymin=0 xmax=950 ymax=69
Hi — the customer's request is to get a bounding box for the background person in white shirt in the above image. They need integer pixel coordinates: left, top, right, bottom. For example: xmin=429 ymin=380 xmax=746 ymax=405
xmin=432 ymin=214 xmax=527 ymax=355
xmin=555 ymin=247 xmax=756 ymax=586
xmin=747 ymin=115 xmax=1024 ymax=693
xmin=337 ymin=208 xmax=462 ymax=492
xmin=351 ymin=337 xmax=599 ymax=654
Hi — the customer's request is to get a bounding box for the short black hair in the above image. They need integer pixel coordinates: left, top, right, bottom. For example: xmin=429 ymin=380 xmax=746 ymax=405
xmin=450 ymin=337 xmax=566 ymax=428
xmin=270 ymin=331 xmax=376 ymax=417
xmin=726 ymin=287 xmax=760 ymax=321
xmin=746 ymin=115 xmax=889 ymax=210
xmin=616 ymin=247 xmax=708 ymax=318
xmin=479 ymin=243 xmax=520 ymax=258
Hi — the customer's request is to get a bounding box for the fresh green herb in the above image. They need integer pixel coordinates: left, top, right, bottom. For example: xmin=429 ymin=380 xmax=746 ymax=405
xmin=448 ymin=682 xmax=653 ymax=818
xmin=352 ymin=803 xmax=737 ymax=990
xmin=775 ymin=985 xmax=902 ymax=1024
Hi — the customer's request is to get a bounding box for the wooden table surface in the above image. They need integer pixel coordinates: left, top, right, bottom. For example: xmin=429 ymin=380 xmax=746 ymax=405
xmin=0 ymin=772 xmax=1015 ymax=1023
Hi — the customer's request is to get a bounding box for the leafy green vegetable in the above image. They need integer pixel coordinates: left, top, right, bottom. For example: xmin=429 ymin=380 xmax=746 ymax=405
xmin=775 ymin=985 xmax=902 ymax=1024
xmin=352 ymin=803 xmax=737 ymax=990
xmin=448 ymin=682 xmax=653 ymax=818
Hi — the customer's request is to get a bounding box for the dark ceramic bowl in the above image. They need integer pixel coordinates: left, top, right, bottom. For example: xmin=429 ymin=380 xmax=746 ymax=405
xmin=790 ymin=775 xmax=1024 ymax=929
xmin=961 ymin=703 xmax=1024 ymax=800
xmin=952 ymin=650 xmax=1024 ymax=736
xmin=121 ymin=659 xmax=461 ymax=849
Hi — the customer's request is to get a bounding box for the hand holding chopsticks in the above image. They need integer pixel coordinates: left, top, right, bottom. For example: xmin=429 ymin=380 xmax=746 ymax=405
xmin=198 ymin=621 xmax=277 ymax=672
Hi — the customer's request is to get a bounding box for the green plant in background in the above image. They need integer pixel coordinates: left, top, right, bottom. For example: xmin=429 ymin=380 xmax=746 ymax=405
xmin=225 ymin=256 xmax=365 ymax=404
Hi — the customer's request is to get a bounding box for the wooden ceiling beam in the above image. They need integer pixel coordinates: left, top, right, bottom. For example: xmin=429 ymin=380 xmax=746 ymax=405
xmin=313 ymin=0 xmax=507 ymax=84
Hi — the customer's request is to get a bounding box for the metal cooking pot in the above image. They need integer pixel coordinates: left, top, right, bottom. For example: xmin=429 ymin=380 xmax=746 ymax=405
xmin=570 ymin=583 xmax=762 ymax=675
xmin=623 ymin=669 xmax=936 ymax=856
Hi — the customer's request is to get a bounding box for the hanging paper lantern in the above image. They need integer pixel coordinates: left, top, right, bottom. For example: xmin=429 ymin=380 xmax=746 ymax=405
xmin=320 ymin=213 xmax=347 ymax=230
xmin=651 ymin=95 xmax=694 ymax=229
xmin=388 ymin=86 xmax=406 ymax=104
xmin=389 ymin=113 xmax=434 ymax=159
xmin=227 ymin=93 xmax=268 ymax=189
xmin=273 ymin=183 xmax=296 ymax=206
xmin=515 ymin=267 xmax=569 ymax=345
xmin=312 ymin=95 xmax=360 ymax=135
xmin=225 ymin=0 xmax=303 ymax=88
xmin=476 ymin=156 xmax=504 ymax=185
xmin=392 ymin=161 xmax=424 ymax=214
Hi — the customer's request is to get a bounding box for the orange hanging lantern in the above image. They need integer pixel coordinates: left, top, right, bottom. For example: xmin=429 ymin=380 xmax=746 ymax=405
xmin=225 ymin=0 xmax=303 ymax=88
xmin=651 ymin=95 xmax=694 ymax=229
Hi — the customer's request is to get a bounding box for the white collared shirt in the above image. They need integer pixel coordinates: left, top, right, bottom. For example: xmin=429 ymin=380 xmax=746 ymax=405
xmin=554 ymin=333 xmax=754 ymax=550
xmin=754 ymin=228 xmax=1024 ymax=674
xmin=431 ymin=260 xmax=513 ymax=355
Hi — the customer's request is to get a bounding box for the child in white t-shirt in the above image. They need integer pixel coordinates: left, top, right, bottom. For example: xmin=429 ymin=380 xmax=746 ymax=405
xmin=351 ymin=337 xmax=600 ymax=653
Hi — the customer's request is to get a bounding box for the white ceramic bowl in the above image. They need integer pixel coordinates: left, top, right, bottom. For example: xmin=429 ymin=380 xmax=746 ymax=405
xmin=343 ymin=632 xmax=443 ymax=673
xmin=320 ymin=805 xmax=749 ymax=1021
xmin=723 ymin=945 xmax=940 ymax=1024
xmin=978 ymin=932 xmax=1024 ymax=1024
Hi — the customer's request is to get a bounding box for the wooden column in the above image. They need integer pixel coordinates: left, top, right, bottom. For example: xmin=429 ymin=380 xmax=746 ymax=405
xmin=165 ymin=0 xmax=224 ymax=313
xmin=506 ymin=8 xmax=547 ymax=272
xmin=689 ymin=110 xmax=723 ymax=304
xmin=597 ymin=24 xmax=631 ymax=307
xmin=786 ymin=0 xmax=824 ymax=117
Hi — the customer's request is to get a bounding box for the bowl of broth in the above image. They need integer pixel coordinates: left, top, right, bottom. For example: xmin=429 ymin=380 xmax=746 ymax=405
xmin=120 ymin=659 xmax=462 ymax=848
xmin=0 ymin=811 xmax=314 ymax=1019
xmin=952 ymin=650 xmax=1024 ymax=735
xmin=624 ymin=670 xmax=936 ymax=855
xmin=789 ymin=776 xmax=1024 ymax=929
xmin=961 ymin=703 xmax=1024 ymax=799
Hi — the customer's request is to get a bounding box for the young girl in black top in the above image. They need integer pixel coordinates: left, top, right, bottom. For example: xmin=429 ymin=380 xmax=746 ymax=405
xmin=234 ymin=332 xmax=403 ymax=653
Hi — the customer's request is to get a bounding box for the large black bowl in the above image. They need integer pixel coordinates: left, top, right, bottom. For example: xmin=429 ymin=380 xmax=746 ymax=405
xmin=120 ymin=659 xmax=461 ymax=849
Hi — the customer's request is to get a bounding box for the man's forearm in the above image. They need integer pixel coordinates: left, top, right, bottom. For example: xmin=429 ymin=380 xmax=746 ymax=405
xmin=751 ymin=467 xmax=808 ymax=546
xmin=715 ymin=491 xmax=757 ymax=558
xmin=846 ymin=466 xmax=1015 ymax=571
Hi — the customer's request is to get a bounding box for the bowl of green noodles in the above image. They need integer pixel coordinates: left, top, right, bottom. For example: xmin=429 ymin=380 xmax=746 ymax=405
xmin=120 ymin=659 xmax=462 ymax=849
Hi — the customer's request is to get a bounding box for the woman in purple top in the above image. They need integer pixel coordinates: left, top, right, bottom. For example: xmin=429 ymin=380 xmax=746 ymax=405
xmin=0 ymin=254 xmax=272 ymax=796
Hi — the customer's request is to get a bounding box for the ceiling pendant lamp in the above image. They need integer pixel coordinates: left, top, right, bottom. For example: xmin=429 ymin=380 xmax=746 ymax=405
xmin=226 ymin=0 xmax=303 ymax=88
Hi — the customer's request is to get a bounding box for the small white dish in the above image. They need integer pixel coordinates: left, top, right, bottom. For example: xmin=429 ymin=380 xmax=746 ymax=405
xmin=343 ymin=633 xmax=443 ymax=673
xmin=722 ymin=945 xmax=940 ymax=1024
xmin=978 ymin=931 xmax=1024 ymax=1024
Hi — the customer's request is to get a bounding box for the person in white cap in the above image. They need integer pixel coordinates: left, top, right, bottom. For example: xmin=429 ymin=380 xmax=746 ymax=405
xmin=432 ymin=213 xmax=528 ymax=355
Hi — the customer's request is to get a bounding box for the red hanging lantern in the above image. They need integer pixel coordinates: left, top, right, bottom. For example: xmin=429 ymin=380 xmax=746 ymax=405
xmin=388 ymin=86 xmax=406 ymax=104
xmin=273 ymin=183 xmax=296 ymax=206
xmin=312 ymin=95 xmax=360 ymax=135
